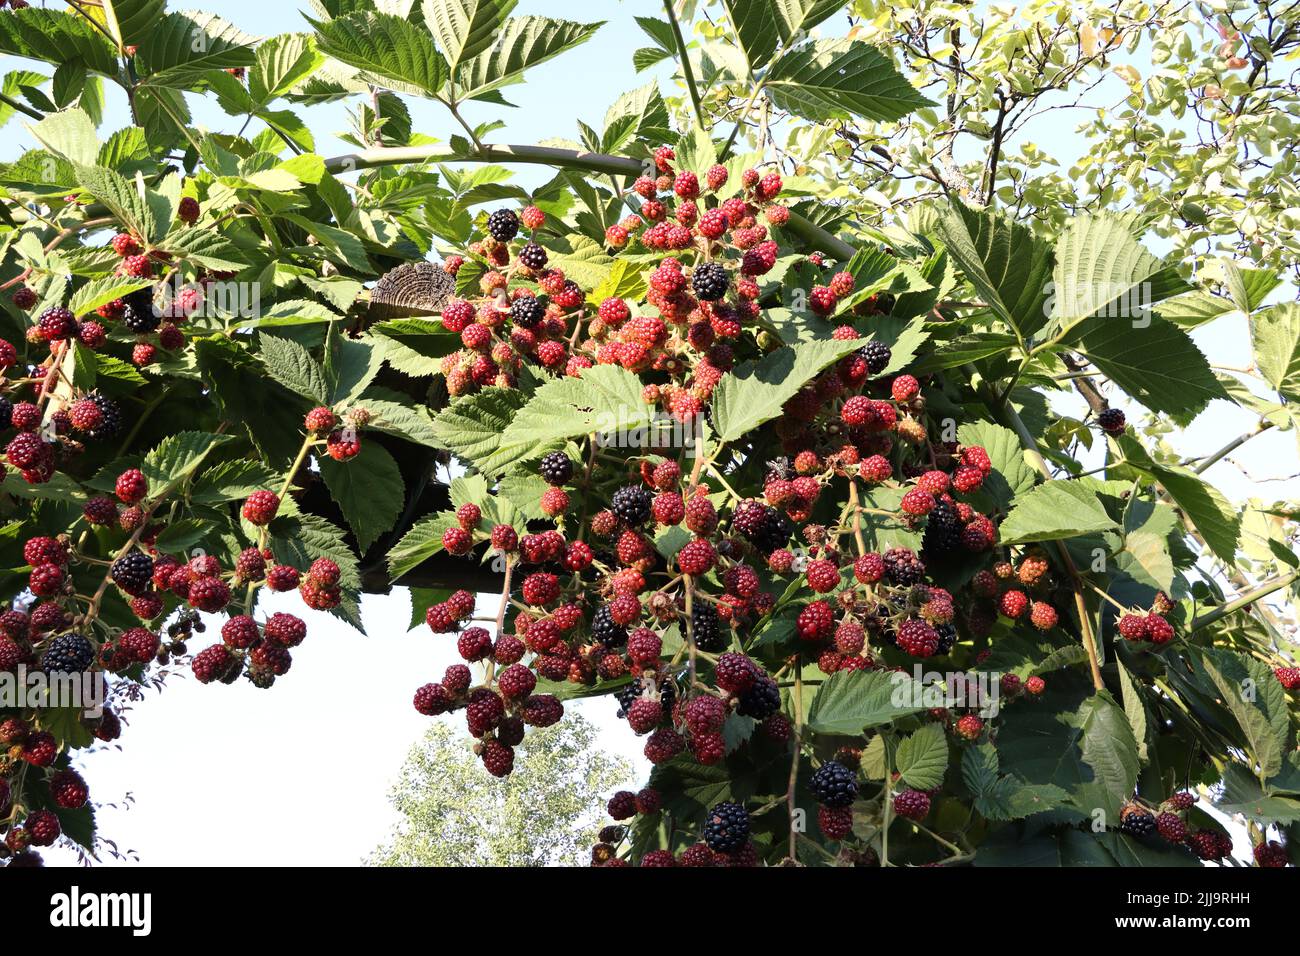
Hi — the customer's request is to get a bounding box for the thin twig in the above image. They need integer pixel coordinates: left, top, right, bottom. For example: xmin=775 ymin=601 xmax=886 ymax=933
xmin=661 ymin=0 xmax=707 ymax=130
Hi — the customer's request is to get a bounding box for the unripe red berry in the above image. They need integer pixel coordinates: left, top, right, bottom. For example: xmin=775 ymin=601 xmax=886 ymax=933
xmin=241 ymin=490 xmax=280 ymax=525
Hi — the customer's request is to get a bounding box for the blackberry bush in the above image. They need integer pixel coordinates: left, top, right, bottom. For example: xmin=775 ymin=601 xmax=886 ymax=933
xmin=0 ymin=0 xmax=1294 ymax=876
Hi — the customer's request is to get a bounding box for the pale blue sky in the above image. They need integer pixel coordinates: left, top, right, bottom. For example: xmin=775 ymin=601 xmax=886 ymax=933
xmin=5 ymin=0 xmax=1293 ymax=865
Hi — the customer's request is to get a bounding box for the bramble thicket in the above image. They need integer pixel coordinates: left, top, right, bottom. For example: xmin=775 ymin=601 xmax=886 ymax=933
xmin=1 ymin=0 xmax=1299 ymax=867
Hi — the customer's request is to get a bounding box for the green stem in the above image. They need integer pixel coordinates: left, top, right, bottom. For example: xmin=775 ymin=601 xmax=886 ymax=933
xmin=787 ymin=671 xmax=803 ymax=863
xmin=0 ymin=90 xmax=42 ymax=120
xmin=1192 ymin=421 xmax=1274 ymax=475
xmin=323 ymin=141 xmax=857 ymax=256
xmin=441 ymin=96 xmax=487 ymax=154
xmin=278 ymin=433 xmax=318 ymax=500
xmin=683 ymin=574 xmax=700 ymax=689
xmin=720 ymin=81 xmax=768 ymax=159
xmin=114 ymin=391 xmax=166 ymax=458
xmin=1191 ymin=570 xmax=1300 ymax=632
xmin=975 ymin=367 xmax=1106 ymax=691
xmin=325 ymin=143 xmax=642 ymax=177
xmin=661 ymin=0 xmax=707 ymax=130
xmin=881 ymin=758 xmax=892 ymax=867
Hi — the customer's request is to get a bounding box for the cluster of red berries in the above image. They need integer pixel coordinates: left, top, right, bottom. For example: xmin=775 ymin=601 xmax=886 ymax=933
xmin=0 ymin=711 xmax=95 ymax=863
xmin=0 ymin=212 xmax=216 ymax=491
xmin=405 ymin=186 xmax=1055 ymax=864
xmin=414 ymin=590 xmax=566 ymax=776
xmin=1116 ymin=592 xmax=1177 ymax=646
xmin=592 ymin=786 xmax=763 ymax=867
xmin=323 ymin=407 xmax=369 ymax=461
xmin=961 ymin=551 xmax=1066 ymax=641
xmin=431 ymin=149 xmax=796 ymax=416
xmin=1114 ymin=792 xmax=1256 ymax=862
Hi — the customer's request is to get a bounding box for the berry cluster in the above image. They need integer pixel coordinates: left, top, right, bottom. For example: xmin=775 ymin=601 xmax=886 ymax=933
xmin=400 ymin=163 xmax=1120 ymax=866
xmin=1116 ymin=592 xmax=1177 ymax=647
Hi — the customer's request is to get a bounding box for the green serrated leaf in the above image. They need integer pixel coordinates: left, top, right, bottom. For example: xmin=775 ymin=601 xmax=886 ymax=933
xmin=765 ymin=38 xmax=934 ymax=124
xmin=0 ymin=10 xmax=120 ymax=77
xmin=138 ymin=12 xmax=258 ymax=89
xmin=1252 ymin=303 xmax=1300 ymax=400
xmin=141 ymin=432 xmax=235 ymax=497
xmin=1217 ymin=763 xmax=1300 ymax=825
xmin=805 ymin=669 xmax=928 ymax=736
xmin=423 ymin=0 xmax=518 ymax=71
xmin=432 ymin=387 xmax=546 ymax=476
xmin=72 ymin=163 xmax=155 ymax=241
xmin=1068 ymin=313 xmax=1226 ymax=426
xmin=501 ymin=364 xmax=655 ymax=450
xmin=1193 ymin=646 xmax=1290 ymax=778
xmin=712 ymin=338 xmax=866 ymax=442
xmin=190 ymin=459 xmax=280 ymax=505
xmin=998 ymin=481 xmax=1118 ymax=545
xmin=259 ymin=332 xmax=328 ymax=404
xmin=895 ymin=722 xmax=948 ymax=790
xmin=68 ymin=276 xmax=153 ymax=317
xmin=387 ymin=510 xmax=459 ymax=580
xmin=157 ymin=227 xmax=248 ymax=271
xmin=320 ymin=442 xmax=405 ymax=551
xmin=931 ymin=200 xmax=1054 ymax=340
xmin=453 ymin=15 xmax=603 ymax=102
xmin=310 ymin=11 xmax=449 ymax=98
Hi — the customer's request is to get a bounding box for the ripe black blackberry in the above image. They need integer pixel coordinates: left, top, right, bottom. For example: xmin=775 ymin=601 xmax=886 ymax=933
xmin=921 ymin=498 xmax=962 ymax=558
xmin=733 ymin=501 xmax=791 ymax=553
xmin=1119 ymin=806 xmax=1156 ymax=837
xmin=517 ymin=241 xmax=548 ymax=270
xmin=110 ymin=550 xmax=154 ymax=595
xmin=935 ymin=622 xmax=957 ymax=654
xmin=610 ymin=484 xmax=652 ymax=526
xmin=1098 ymin=408 xmax=1126 ymax=434
xmin=859 ymin=340 xmax=892 ymax=374
xmin=0 ymin=397 xmax=11 ymax=430
xmin=691 ymin=601 xmax=725 ymax=652
xmin=753 ymin=510 xmax=793 ymax=554
xmin=486 ymin=208 xmax=520 ymax=242
xmin=737 ymin=675 xmax=781 ymax=719
xmin=510 ymin=296 xmax=545 ymax=329
xmin=83 ymin=392 xmax=122 ymax=441
xmin=691 ymin=262 xmax=729 ymax=301
xmin=809 ymin=760 xmax=858 ymax=808
xmin=703 ymin=801 xmax=750 ymax=853
xmin=615 ymin=675 xmax=675 ymax=718
xmin=538 ymin=451 xmax=574 ymax=486
xmin=120 ymin=288 xmax=159 ymax=334
xmin=592 ymin=604 xmax=628 ymax=647
xmin=42 ymin=633 xmax=94 ymax=674
xmin=882 ymin=547 xmax=925 ymax=586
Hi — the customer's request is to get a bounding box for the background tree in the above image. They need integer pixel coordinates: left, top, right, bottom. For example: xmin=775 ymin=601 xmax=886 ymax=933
xmin=675 ymin=0 xmax=1300 ymax=278
xmin=367 ymin=714 xmax=630 ymax=868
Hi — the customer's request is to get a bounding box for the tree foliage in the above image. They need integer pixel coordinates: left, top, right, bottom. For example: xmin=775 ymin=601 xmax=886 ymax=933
xmin=367 ymin=715 xmax=630 ymax=867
